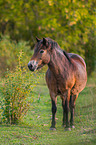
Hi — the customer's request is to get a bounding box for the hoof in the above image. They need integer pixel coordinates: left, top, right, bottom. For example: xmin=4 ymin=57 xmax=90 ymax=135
xmin=64 ymin=127 xmax=71 ymax=131
xmin=71 ymin=125 xmax=75 ymax=129
xmin=50 ymin=127 xmax=56 ymax=131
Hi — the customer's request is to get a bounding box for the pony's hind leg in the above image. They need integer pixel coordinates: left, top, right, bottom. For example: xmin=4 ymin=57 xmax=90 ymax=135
xmin=64 ymin=99 xmax=71 ymax=130
xmin=70 ymin=94 xmax=78 ymax=128
xmin=61 ymin=96 xmax=66 ymax=127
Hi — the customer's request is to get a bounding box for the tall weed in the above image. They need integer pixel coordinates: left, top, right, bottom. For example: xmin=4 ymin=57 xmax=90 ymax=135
xmin=1 ymin=51 xmax=37 ymax=124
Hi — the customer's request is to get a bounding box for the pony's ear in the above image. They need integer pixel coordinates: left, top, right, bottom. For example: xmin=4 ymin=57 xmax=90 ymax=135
xmin=36 ymin=37 xmax=40 ymax=42
xmin=43 ymin=38 xmax=48 ymax=47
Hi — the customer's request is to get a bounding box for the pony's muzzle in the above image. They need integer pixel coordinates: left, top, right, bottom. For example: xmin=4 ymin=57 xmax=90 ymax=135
xmin=28 ymin=62 xmax=33 ymax=71
xmin=28 ymin=61 xmax=38 ymax=71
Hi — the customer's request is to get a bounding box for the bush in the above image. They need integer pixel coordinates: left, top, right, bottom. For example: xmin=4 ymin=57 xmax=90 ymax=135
xmin=84 ymin=30 xmax=96 ymax=75
xmin=1 ymin=51 xmax=37 ymax=124
xmin=0 ymin=34 xmax=32 ymax=77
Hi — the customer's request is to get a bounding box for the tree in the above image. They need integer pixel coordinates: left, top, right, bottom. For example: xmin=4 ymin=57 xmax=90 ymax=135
xmin=0 ymin=0 xmax=96 ymax=74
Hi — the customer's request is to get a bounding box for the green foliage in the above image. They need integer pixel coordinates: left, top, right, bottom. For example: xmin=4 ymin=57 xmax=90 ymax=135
xmin=85 ymin=30 xmax=96 ymax=75
xmin=1 ymin=51 xmax=36 ymax=124
xmin=0 ymin=34 xmax=32 ymax=77
xmin=0 ymin=0 xmax=95 ymax=48
xmin=0 ymin=0 xmax=96 ymax=74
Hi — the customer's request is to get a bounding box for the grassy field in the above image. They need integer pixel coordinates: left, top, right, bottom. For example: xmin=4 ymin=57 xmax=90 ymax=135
xmin=0 ymin=71 xmax=96 ymax=145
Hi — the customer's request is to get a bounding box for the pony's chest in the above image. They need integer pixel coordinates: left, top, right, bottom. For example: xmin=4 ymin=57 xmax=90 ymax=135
xmin=56 ymin=75 xmax=68 ymax=90
xmin=46 ymin=69 xmax=75 ymax=95
xmin=56 ymin=74 xmax=75 ymax=92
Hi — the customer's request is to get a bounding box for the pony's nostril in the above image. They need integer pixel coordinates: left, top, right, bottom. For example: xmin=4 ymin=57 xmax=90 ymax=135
xmin=28 ymin=62 xmax=33 ymax=70
xmin=30 ymin=63 xmax=33 ymax=68
xmin=28 ymin=61 xmax=37 ymax=71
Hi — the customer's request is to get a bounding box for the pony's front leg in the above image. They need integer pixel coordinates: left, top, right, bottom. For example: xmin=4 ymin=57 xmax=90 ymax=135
xmin=50 ymin=95 xmax=57 ymax=130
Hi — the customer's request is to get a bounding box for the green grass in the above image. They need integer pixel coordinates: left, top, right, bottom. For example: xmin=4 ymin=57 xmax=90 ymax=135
xmin=0 ymin=72 xmax=96 ymax=145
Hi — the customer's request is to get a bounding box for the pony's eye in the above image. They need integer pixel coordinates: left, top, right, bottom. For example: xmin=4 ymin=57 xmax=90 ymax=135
xmin=40 ymin=50 xmax=44 ymax=54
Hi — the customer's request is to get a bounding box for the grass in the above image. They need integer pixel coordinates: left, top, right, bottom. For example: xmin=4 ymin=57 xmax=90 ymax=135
xmin=0 ymin=71 xmax=96 ymax=145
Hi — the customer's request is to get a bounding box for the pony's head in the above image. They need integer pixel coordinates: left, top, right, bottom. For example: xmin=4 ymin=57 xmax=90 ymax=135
xmin=28 ymin=37 xmax=52 ymax=71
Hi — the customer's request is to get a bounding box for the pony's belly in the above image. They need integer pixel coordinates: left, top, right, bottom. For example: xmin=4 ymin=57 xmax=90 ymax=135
xmin=71 ymin=64 xmax=87 ymax=94
xmin=71 ymin=74 xmax=87 ymax=94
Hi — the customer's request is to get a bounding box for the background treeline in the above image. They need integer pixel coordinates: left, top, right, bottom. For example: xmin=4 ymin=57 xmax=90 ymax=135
xmin=0 ymin=0 xmax=96 ymax=76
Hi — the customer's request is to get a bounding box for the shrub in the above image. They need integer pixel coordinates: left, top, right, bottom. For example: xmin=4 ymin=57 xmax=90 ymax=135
xmin=84 ymin=30 xmax=96 ymax=75
xmin=1 ymin=51 xmax=37 ymax=124
xmin=0 ymin=34 xmax=33 ymax=77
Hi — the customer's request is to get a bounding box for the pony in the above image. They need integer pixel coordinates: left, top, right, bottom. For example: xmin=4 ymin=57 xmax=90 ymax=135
xmin=28 ymin=37 xmax=87 ymax=131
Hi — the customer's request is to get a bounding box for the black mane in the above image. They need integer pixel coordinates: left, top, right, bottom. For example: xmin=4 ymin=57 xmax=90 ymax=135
xmin=63 ymin=51 xmax=71 ymax=63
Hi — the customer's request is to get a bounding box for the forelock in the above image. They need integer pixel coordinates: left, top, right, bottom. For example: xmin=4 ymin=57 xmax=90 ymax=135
xmin=34 ymin=41 xmax=43 ymax=53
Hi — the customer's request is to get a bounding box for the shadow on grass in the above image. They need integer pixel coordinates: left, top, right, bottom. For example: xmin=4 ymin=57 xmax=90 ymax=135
xmin=0 ymin=124 xmax=34 ymax=129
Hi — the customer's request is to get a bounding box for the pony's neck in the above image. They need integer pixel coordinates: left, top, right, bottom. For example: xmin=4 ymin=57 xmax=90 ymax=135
xmin=48 ymin=48 xmax=69 ymax=75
